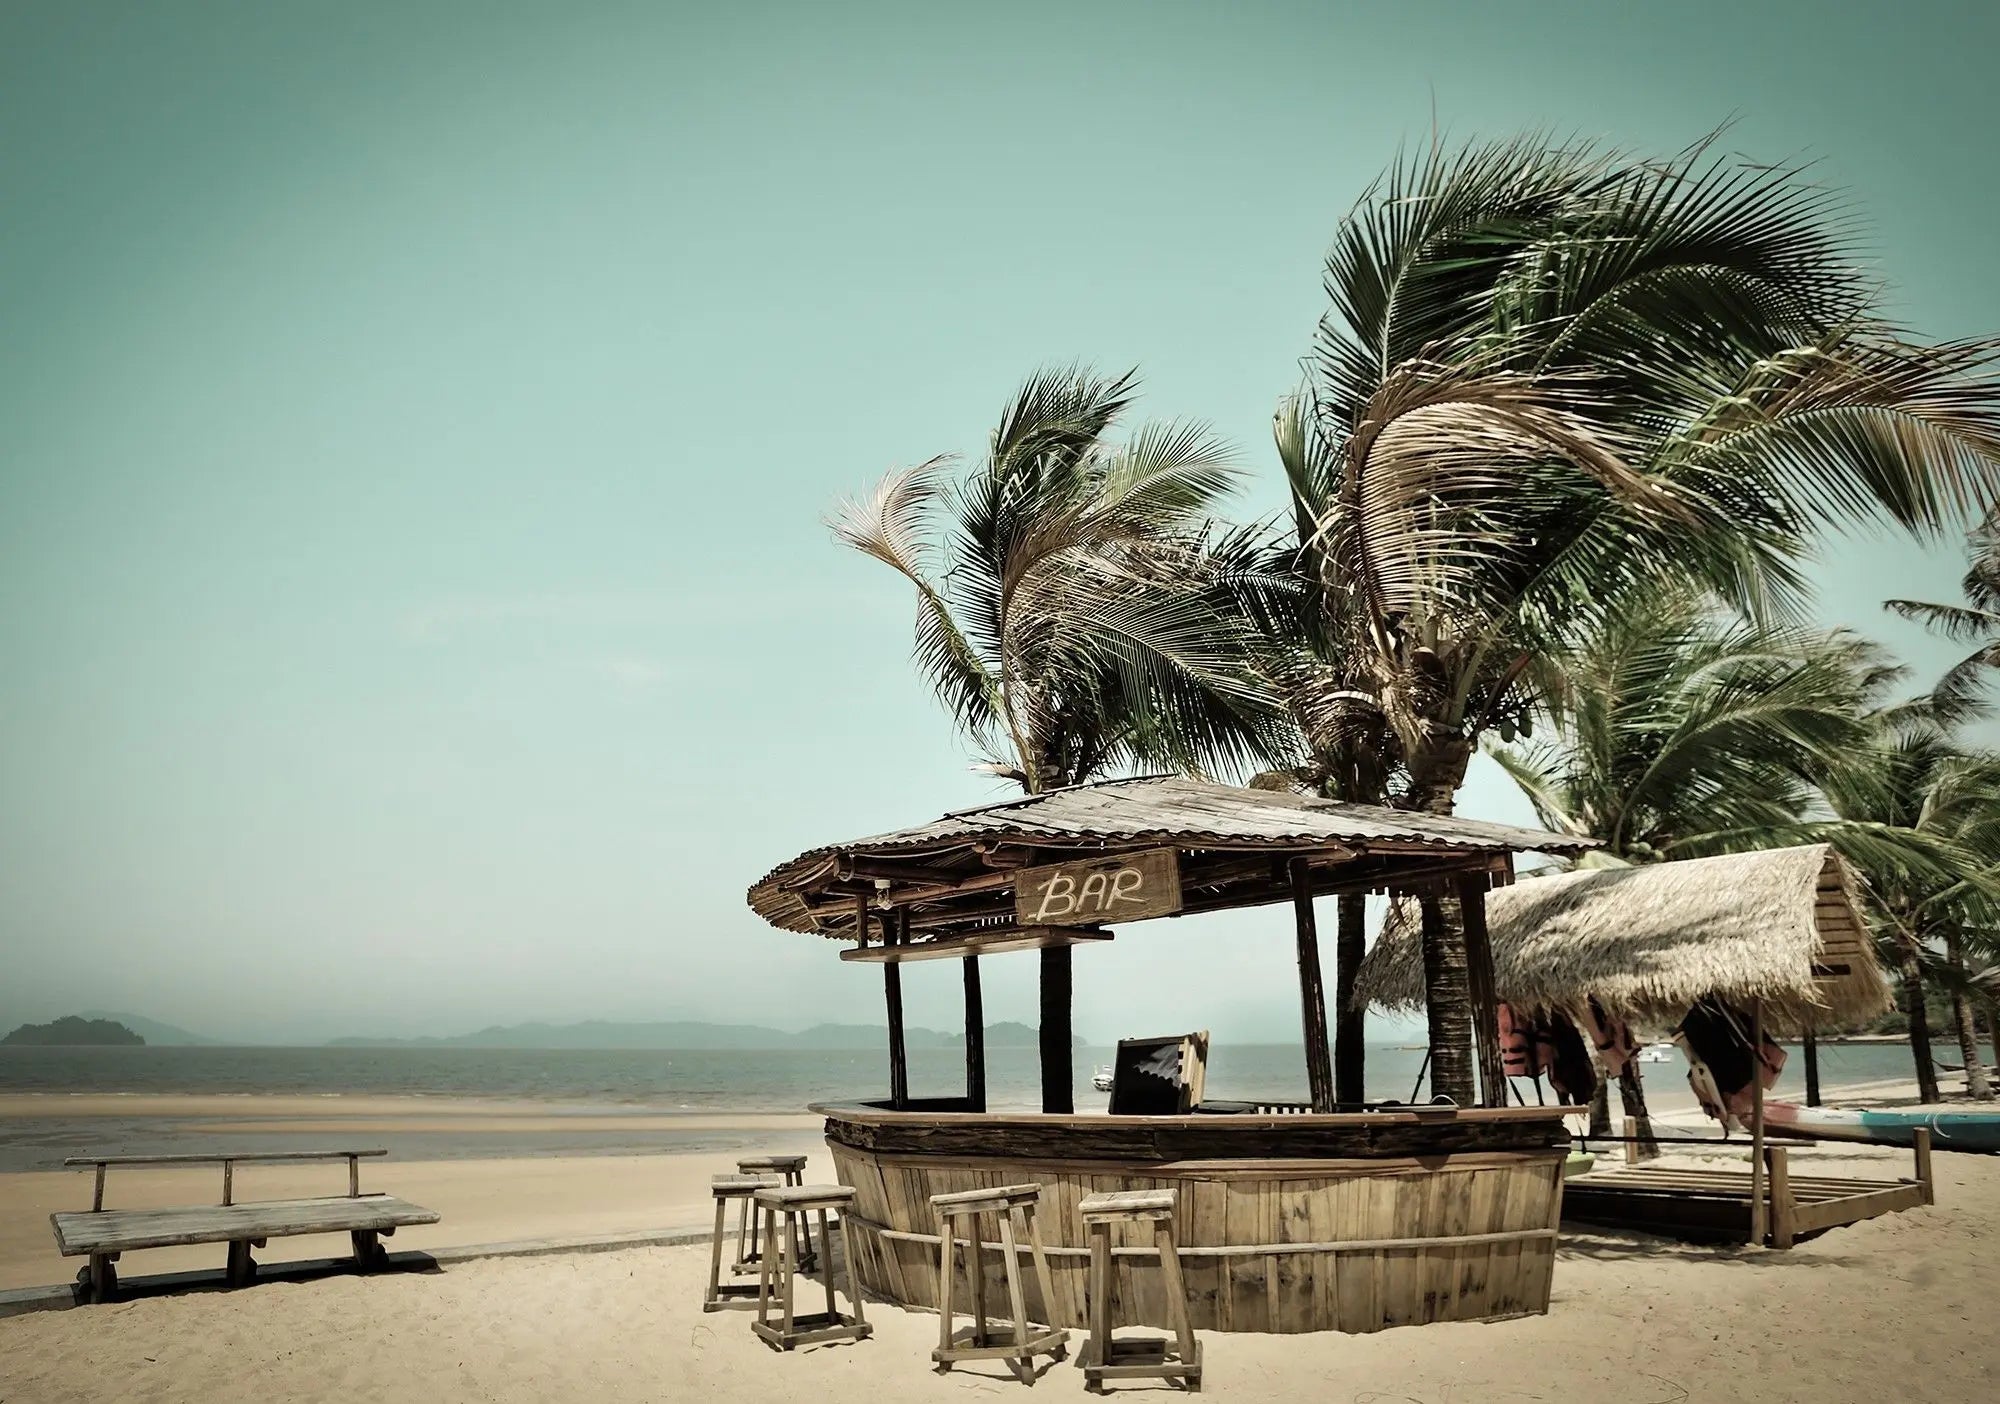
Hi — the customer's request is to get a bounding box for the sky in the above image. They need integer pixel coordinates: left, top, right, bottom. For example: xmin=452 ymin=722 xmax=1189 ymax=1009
xmin=3 ymin=0 xmax=1998 ymax=1047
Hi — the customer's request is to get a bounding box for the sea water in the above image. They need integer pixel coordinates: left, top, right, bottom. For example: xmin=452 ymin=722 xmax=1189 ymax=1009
xmin=0 ymin=1040 xmax=1925 ymax=1172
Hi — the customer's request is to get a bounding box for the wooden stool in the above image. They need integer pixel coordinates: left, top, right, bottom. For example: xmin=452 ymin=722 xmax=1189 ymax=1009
xmin=704 ymin=1174 xmax=781 ymax=1311
xmin=930 ymin=1184 xmax=1067 ymax=1381
xmin=734 ymin=1154 xmax=813 ymax=1272
xmin=751 ymin=1184 xmax=870 ymax=1351
xmin=1078 ymin=1190 xmax=1201 ymax=1393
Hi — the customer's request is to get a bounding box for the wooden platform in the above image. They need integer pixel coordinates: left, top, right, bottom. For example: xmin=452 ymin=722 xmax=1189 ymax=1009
xmin=1562 ymin=1139 xmax=1933 ymax=1247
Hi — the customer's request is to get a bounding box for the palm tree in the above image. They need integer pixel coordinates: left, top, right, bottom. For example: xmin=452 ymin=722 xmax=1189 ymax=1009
xmin=1888 ymin=507 xmax=2000 ymax=700
xmin=1492 ymin=601 xmax=1879 ymax=1142
xmin=831 ymin=365 xmax=1291 ymax=794
xmin=1888 ymin=510 xmax=2000 ymax=1082
xmin=1492 ymin=602 xmax=1876 ymax=863
xmin=1814 ymin=699 xmax=2000 ymax=1101
xmin=1290 ymin=132 xmax=2000 ymax=1105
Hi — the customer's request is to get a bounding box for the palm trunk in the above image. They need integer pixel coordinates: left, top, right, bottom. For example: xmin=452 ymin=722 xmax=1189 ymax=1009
xmin=1944 ymin=930 xmax=1993 ymax=1100
xmin=1617 ymin=1065 xmax=1659 ymax=1161
xmin=1333 ymin=893 xmax=1367 ymax=1105
xmin=1416 ymin=893 xmax=1475 ymax=1105
xmin=1587 ymin=1081 xmax=1612 ymax=1139
xmin=1899 ymin=944 xmax=1941 ymax=1105
xmin=1403 ymin=737 xmax=1485 ymax=1109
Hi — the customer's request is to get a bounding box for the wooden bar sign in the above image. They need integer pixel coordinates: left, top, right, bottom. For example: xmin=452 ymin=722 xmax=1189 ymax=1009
xmin=1013 ymin=848 xmax=1182 ymax=927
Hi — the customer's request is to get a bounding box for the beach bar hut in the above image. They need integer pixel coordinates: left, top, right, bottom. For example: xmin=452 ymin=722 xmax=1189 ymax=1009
xmin=1355 ymin=845 xmax=1931 ymax=1246
xmin=746 ymin=775 xmax=1594 ymax=1333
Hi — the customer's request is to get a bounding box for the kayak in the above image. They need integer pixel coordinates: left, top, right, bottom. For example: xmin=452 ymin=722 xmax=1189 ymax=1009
xmin=1764 ymin=1100 xmax=2000 ymax=1153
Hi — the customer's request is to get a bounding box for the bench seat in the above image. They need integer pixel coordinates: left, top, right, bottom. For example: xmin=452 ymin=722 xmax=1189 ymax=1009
xmin=53 ymin=1194 xmax=439 ymax=1257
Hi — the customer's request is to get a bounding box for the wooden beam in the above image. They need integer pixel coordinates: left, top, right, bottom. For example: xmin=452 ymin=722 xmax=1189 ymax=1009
xmin=839 ymin=926 xmax=1113 ymax=963
xmin=1333 ymin=892 xmax=1367 ymax=1107
xmin=1803 ymin=1024 xmax=1821 ymax=1107
xmin=883 ymin=906 xmax=909 ymax=1110
xmin=1289 ymin=857 xmax=1335 ymax=1114
xmin=963 ymin=955 xmax=987 ymax=1113
xmin=1040 ymin=944 xmax=1074 ymax=1115
xmin=1766 ymin=1145 xmax=1795 ymax=1249
xmin=837 ymin=855 xmax=962 ymax=885
xmin=1749 ymin=997 xmax=1767 ymax=1246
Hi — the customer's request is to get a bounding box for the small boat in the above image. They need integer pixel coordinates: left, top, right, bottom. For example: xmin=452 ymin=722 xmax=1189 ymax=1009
xmin=1636 ymin=1041 xmax=1677 ymax=1064
xmin=1765 ymin=1100 xmax=2000 ymax=1154
xmin=1090 ymin=1065 xmax=1114 ymax=1093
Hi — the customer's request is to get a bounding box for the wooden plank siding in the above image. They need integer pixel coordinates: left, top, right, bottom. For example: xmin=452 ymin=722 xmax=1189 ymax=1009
xmin=826 ymin=1139 xmax=1565 ymax=1334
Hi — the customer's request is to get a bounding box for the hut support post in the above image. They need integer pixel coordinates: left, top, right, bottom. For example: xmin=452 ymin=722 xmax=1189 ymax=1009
xmin=963 ymin=954 xmax=986 ymax=1113
xmin=1289 ymin=858 xmax=1336 ymax=1113
xmin=1039 ymin=944 xmax=1073 ymax=1114
xmin=1749 ymin=998 xmax=1767 ymax=1246
xmin=1803 ymin=1024 xmax=1821 ymax=1107
xmin=1333 ymin=893 xmax=1367 ymax=1106
xmin=1456 ymin=873 xmax=1509 ymax=1109
xmin=878 ymin=901 xmax=908 ymax=1110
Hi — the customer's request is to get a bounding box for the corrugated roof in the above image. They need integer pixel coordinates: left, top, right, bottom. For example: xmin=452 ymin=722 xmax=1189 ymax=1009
xmin=747 ymin=775 xmax=1596 ymax=934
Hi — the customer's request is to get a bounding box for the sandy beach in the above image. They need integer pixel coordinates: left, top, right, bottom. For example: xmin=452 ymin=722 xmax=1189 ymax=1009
xmin=0 ymin=1135 xmax=1993 ymax=1402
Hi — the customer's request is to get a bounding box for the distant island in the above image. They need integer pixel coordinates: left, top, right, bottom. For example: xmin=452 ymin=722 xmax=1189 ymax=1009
xmin=1 ymin=1016 xmax=145 ymax=1047
xmin=327 ymin=1018 xmax=1081 ymax=1051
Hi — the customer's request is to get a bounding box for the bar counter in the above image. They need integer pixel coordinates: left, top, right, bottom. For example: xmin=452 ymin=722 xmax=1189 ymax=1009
xmin=815 ymin=1100 xmax=1573 ymax=1334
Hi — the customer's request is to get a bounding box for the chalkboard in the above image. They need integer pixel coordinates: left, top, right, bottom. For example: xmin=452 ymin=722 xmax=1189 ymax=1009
xmin=1107 ymin=1031 xmax=1210 ymax=1116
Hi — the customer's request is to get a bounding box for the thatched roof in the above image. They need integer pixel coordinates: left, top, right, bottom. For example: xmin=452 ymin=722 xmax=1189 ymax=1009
xmin=1352 ymin=845 xmax=1891 ymax=1033
xmin=748 ymin=775 xmax=1596 ymax=938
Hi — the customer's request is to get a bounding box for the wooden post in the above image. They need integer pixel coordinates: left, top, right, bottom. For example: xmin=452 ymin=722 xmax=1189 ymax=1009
xmin=1765 ymin=1145 xmax=1795 ymax=1249
xmin=223 ymin=1160 xmax=234 ymax=1206
xmin=1803 ymin=1023 xmax=1822 ymax=1107
xmin=1457 ymin=872 xmax=1509 ymax=1109
xmin=1040 ymin=944 xmax=1074 ymax=1114
xmin=963 ymin=954 xmax=987 ymax=1113
xmin=1333 ymin=892 xmax=1367 ymax=1106
xmin=347 ymin=1154 xmax=359 ymax=1197
xmin=875 ymin=899 xmax=908 ymax=1110
xmin=91 ymin=1163 xmax=106 ymax=1212
xmin=1749 ymin=998 xmax=1767 ymax=1246
xmin=1914 ymin=1126 xmax=1934 ymax=1205
xmin=1288 ymin=857 xmax=1335 ymax=1113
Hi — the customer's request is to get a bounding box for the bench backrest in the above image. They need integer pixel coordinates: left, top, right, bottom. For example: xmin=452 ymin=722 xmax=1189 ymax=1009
xmin=64 ymin=1150 xmax=389 ymax=1211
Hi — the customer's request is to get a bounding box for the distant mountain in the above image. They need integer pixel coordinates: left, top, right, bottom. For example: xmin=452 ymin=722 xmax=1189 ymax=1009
xmin=2 ymin=1016 xmax=145 ymax=1047
xmin=326 ymin=1018 xmax=1086 ymax=1050
xmin=77 ymin=1011 xmax=219 ymax=1046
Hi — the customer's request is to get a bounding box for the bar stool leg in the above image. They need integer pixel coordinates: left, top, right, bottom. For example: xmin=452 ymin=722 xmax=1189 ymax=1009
xmin=1157 ymin=1220 xmax=1200 ymax=1391
xmin=1086 ymin=1222 xmax=1112 ymax=1392
xmin=968 ymin=1211 xmax=989 ymax=1345
xmin=936 ymin=1211 xmax=958 ymax=1363
xmin=706 ymin=1195 xmax=728 ymax=1308
xmin=735 ymin=1192 xmax=753 ymax=1273
xmin=1025 ymin=1205 xmax=1063 ymax=1358
xmin=837 ymin=1209 xmax=867 ymax=1330
xmin=998 ymin=1208 xmax=1032 ymax=1381
xmin=778 ymin=1208 xmax=797 ymax=1343
xmin=755 ymin=1204 xmax=776 ymax=1328
xmin=816 ymin=1208 xmax=836 ymax=1318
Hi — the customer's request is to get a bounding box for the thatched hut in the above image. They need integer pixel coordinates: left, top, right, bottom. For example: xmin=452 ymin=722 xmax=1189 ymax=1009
xmin=1353 ymin=844 xmax=1891 ymax=1034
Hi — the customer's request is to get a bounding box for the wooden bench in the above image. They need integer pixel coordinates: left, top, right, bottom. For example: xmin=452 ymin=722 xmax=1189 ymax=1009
xmin=51 ymin=1150 xmax=439 ymax=1301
